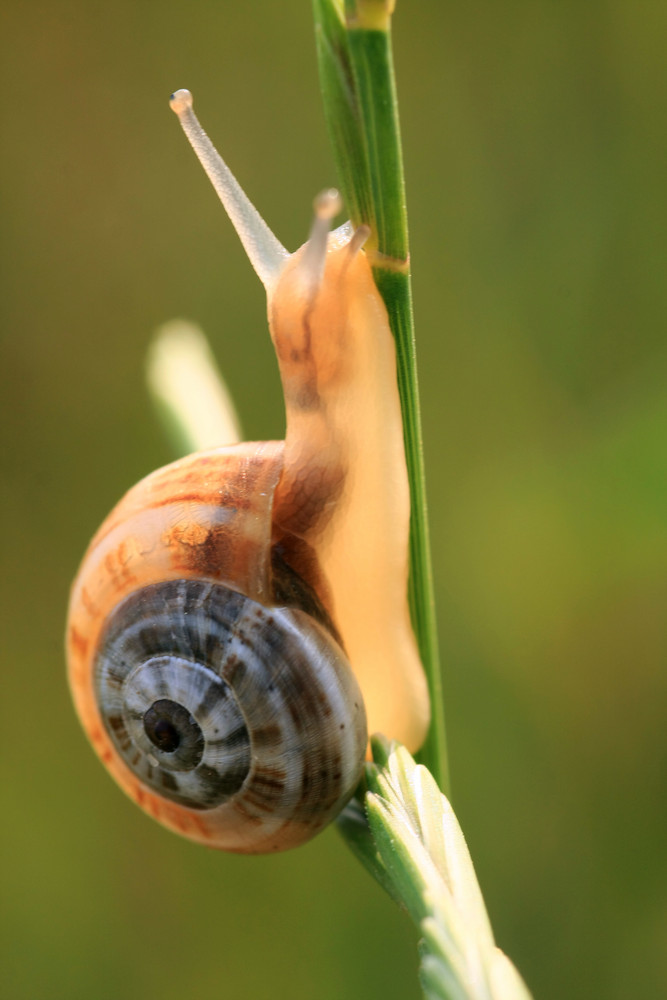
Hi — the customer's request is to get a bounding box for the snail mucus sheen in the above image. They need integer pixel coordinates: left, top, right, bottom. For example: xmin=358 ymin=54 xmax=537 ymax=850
xmin=66 ymin=90 xmax=430 ymax=853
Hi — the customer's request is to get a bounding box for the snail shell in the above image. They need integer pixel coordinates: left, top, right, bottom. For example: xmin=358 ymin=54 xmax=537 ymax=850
xmin=68 ymin=444 xmax=366 ymax=852
xmin=66 ymin=90 xmax=430 ymax=853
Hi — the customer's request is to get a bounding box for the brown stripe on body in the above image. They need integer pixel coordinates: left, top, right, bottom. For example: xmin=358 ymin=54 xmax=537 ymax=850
xmin=272 ymin=444 xmax=346 ymax=544
xmin=269 ymin=262 xmax=348 ymax=545
xmin=270 ymin=297 xmax=320 ymax=412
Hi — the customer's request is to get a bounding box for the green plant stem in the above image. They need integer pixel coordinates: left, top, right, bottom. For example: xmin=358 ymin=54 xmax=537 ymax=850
xmin=313 ymin=0 xmax=448 ymax=791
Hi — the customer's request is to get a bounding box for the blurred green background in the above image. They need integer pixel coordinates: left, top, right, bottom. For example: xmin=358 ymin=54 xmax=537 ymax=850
xmin=2 ymin=2 xmax=665 ymax=998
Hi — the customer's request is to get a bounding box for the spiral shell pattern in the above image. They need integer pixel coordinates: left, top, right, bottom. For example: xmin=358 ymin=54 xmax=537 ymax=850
xmin=67 ymin=444 xmax=368 ymax=852
xmin=94 ymin=578 xmax=366 ymax=850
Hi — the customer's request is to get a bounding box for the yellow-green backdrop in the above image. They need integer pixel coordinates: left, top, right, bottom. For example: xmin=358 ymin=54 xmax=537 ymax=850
xmin=2 ymin=3 xmax=665 ymax=998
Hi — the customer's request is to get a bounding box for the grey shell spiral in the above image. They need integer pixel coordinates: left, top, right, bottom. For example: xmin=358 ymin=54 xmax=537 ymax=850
xmin=94 ymin=578 xmax=367 ymax=849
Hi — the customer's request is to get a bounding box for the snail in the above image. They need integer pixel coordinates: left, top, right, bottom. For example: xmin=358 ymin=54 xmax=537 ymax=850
xmin=66 ymin=90 xmax=430 ymax=853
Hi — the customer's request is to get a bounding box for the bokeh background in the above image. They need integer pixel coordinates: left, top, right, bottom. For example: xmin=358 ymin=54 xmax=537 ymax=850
xmin=2 ymin=2 xmax=665 ymax=998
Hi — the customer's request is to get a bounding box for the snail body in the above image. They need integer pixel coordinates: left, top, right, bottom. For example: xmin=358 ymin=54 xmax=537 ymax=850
xmin=66 ymin=90 xmax=429 ymax=852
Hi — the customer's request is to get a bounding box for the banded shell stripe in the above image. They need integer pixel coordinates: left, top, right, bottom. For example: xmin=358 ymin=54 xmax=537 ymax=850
xmin=92 ymin=579 xmax=366 ymax=850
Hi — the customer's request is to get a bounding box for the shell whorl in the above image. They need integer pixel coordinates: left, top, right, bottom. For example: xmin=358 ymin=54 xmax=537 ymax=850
xmin=94 ymin=578 xmax=366 ymax=851
xmin=67 ymin=443 xmax=368 ymax=853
